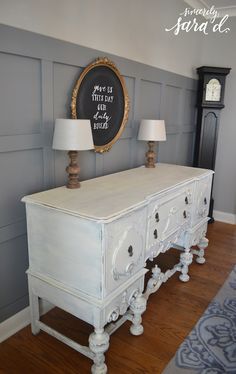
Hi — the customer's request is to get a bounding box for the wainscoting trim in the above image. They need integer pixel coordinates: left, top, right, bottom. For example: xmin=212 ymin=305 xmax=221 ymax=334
xmin=0 ymin=300 xmax=53 ymax=343
xmin=213 ymin=210 xmax=236 ymax=225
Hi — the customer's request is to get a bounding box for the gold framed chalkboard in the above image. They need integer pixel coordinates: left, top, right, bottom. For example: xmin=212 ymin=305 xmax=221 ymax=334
xmin=71 ymin=57 xmax=130 ymax=153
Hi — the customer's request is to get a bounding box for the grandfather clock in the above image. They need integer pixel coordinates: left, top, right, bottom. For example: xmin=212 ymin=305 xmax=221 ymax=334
xmin=194 ymin=66 xmax=231 ymax=221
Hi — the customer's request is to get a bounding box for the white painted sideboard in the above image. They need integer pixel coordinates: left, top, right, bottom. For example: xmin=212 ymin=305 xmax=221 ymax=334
xmin=22 ymin=163 xmax=213 ymax=373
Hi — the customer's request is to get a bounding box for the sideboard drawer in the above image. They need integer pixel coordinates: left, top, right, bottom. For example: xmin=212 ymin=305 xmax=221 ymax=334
xmin=104 ymin=207 xmax=146 ymax=295
xmin=147 ymin=184 xmax=193 ymax=253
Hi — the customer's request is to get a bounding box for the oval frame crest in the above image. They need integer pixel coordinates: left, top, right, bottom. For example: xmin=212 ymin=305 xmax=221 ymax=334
xmin=71 ymin=57 xmax=130 ymax=153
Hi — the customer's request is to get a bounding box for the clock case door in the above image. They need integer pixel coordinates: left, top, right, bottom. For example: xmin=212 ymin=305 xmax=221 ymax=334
xmin=194 ymin=66 xmax=231 ymax=221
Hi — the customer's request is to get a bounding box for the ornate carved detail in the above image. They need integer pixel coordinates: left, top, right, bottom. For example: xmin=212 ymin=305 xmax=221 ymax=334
xmin=147 ymin=195 xmax=192 ymax=251
xmin=113 ymin=260 xmax=140 ymax=280
xmin=148 ymin=249 xmax=159 ymax=261
xmin=144 ymin=263 xmax=181 ymax=300
xmin=185 ymin=189 xmax=193 ymax=205
xmin=89 ymin=328 xmax=109 ymax=374
xmin=162 ymin=206 xmax=179 ymax=236
xmin=128 ymin=289 xmax=139 ymax=304
xmin=107 ymin=290 xmax=137 ymax=324
xmin=191 ymin=236 xmax=209 ymax=264
xmin=120 ymin=291 xmax=129 ymax=315
xmin=129 ymin=294 xmax=147 ymax=336
xmin=107 ymin=308 xmax=120 ymax=323
xmin=196 ymin=183 xmax=210 ymax=219
xmin=159 ymin=231 xmax=181 ymax=254
xmin=145 ymin=265 xmax=161 ymax=298
xmin=148 ymin=227 xmax=184 ymax=261
xmin=108 ymin=216 xmax=145 ymax=281
xmin=179 ymin=250 xmax=193 ymax=282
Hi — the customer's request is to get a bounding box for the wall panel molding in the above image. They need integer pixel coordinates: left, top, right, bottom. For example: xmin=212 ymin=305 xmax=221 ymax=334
xmin=0 ymin=134 xmax=43 ymax=153
xmin=214 ymin=210 xmax=236 ymax=225
xmin=0 ymin=219 xmax=26 ymax=245
xmin=41 ymin=60 xmax=55 ymax=189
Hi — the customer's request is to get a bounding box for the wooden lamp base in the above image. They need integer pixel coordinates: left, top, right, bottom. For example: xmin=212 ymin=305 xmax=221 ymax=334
xmin=145 ymin=141 xmax=156 ymax=168
xmin=66 ymin=151 xmax=80 ymax=189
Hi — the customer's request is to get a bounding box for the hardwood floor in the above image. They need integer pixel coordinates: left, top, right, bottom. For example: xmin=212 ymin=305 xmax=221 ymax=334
xmin=0 ymin=222 xmax=235 ymax=374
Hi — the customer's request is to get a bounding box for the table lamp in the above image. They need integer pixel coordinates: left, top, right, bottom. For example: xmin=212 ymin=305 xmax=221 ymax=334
xmin=52 ymin=119 xmax=94 ymax=188
xmin=138 ymin=119 xmax=166 ymax=168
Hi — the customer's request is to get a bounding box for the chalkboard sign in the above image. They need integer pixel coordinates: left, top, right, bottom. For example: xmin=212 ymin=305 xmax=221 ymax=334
xmin=71 ymin=57 xmax=130 ymax=153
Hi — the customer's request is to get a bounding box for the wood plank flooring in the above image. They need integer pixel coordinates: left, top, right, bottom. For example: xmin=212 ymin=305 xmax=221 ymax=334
xmin=0 ymin=222 xmax=235 ymax=373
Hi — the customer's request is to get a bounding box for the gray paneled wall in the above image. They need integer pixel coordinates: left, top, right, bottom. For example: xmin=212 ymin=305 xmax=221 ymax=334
xmin=0 ymin=24 xmax=197 ymax=322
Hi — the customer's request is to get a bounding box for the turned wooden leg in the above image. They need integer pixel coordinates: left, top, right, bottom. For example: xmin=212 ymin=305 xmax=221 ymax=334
xmin=196 ymin=237 xmax=209 ymax=264
xmin=179 ymin=248 xmax=193 ymax=282
xmin=129 ymin=293 xmax=147 ymax=336
xmin=28 ymin=282 xmax=40 ymax=335
xmin=89 ymin=328 xmax=109 ymax=374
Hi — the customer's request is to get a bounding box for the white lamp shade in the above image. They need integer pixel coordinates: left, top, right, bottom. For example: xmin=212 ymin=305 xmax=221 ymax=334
xmin=138 ymin=120 xmax=166 ymax=141
xmin=52 ymin=119 xmax=94 ymax=151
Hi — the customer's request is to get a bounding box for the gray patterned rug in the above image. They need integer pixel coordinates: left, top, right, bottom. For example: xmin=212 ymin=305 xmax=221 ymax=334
xmin=162 ymin=265 xmax=236 ymax=374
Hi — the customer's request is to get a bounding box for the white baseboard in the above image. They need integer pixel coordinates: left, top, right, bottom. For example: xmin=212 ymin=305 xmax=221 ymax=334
xmin=0 ymin=300 xmax=54 ymax=343
xmin=213 ymin=210 xmax=236 ymax=225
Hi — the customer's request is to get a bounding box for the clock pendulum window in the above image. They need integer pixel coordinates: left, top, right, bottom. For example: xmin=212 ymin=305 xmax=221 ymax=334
xmin=193 ymin=66 xmax=231 ymax=222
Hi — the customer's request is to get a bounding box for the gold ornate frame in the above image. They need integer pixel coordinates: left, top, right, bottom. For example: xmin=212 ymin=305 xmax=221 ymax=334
xmin=71 ymin=57 xmax=130 ymax=153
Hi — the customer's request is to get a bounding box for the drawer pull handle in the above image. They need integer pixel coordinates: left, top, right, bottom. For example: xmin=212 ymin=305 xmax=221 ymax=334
xmin=154 ymin=229 xmax=158 ymax=239
xmin=183 ymin=210 xmax=187 ymax=219
xmin=128 ymin=245 xmax=133 ymax=257
xmin=204 ymin=197 xmax=207 ymax=205
xmin=155 ymin=212 xmax=159 ymax=222
xmin=185 ymin=196 xmax=189 ymax=205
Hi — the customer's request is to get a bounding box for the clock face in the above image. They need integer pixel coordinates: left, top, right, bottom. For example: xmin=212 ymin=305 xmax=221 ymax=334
xmin=205 ymin=78 xmax=221 ymax=102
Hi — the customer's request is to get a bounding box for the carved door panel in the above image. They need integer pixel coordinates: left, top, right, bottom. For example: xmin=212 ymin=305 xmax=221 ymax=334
xmin=192 ymin=175 xmax=212 ymax=225
xmin=104 ymin=207 xmax=146 ymax=295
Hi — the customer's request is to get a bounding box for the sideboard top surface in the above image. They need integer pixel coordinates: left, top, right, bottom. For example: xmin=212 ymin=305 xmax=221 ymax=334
xmin=22 ymin=163 xmax=213 ymax=221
